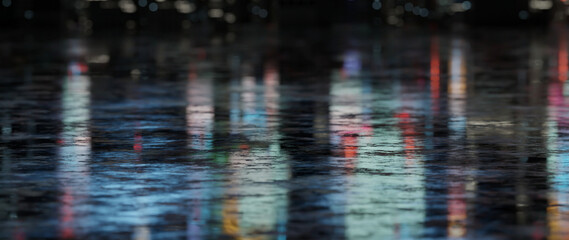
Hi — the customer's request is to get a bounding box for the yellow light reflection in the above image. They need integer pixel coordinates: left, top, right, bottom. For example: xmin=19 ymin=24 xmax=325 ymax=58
xmin=222 ymin=198 xmax=241 ymax=238
xmin=448 ymin=39 xmax=467 ymax=98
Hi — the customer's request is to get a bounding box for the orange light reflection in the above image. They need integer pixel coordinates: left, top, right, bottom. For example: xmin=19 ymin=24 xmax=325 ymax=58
xmin=430 ymin=37 xmax=440 ymax=100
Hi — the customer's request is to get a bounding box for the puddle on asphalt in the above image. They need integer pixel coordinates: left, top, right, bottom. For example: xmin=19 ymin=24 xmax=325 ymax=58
xmin=1 ymin=28 xmax=568 ymax=239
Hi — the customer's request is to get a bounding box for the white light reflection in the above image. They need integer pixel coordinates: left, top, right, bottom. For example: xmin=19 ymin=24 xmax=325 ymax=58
xmin=222 ymin=61 xmax=288 ymax=239
xmin=446 ymin=38 xmax=472 ymax=239
xmin=241 ymin=76 xmax=258 ymax=133
xmin=448 ymin=38 xmax=468 ymax=140
xmin=331 ymin=50 xmax=366 ymax=171
xmin=234 ymin=73 xmax=266 ymax=140
xmin=263 ymin=60 xmax=281 ymax=141
xmin=186 ymin=63 xmax=214 ymax=155
xmin=330 ymin=67 xmax=364 ymax=170
xmin=375 ymin=76 xmax=425 ymax=239
xmin=185 ymin=63 xmax=216 ymax=240
xmin=329 ymin=63 xmax=363 ymax=238
xmin=333 ymin=52 xmax=426 ymax=238
xmin=225 ymin=146 xmax=288 ymax=239
xmin=58 ymin=61 xmax=91 ymax=239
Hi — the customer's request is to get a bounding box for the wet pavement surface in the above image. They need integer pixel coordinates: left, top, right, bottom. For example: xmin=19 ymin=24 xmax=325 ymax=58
xmin=2 ymin=25 xmax=569 ymax=239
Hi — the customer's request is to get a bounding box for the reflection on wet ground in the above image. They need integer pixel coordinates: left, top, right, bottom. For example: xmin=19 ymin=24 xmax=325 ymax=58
xmin=2 ymin=25 xmax=569 ymax=239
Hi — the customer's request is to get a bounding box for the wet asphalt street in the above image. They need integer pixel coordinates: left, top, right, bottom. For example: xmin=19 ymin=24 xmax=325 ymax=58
xmin=1 ymin=25 xmax=569 ymax=239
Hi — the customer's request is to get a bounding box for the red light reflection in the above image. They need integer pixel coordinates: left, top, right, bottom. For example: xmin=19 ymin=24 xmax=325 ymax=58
xmin=67 ymin=62 xmax=88 ymax=76
xmin=60 ymin=187 xmax=75 ymax=239
xmin=395 ymin=112 xmax=419 ymax=166
xmin=134 ymin=131 xmax=143 ymax=152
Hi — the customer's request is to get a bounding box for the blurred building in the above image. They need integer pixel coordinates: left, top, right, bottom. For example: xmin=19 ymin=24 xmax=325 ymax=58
xmin=466 ymin=0 xmax=555 ymax=25
xmin=0 ymin=0 xmax=566 ymax=34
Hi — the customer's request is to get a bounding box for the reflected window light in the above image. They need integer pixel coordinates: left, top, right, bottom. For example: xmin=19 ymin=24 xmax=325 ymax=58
xmin=208 ymin=9 xmax=223 ymax=18
xmin=149 ymin=2 xmax=158 ymax=12
xmin=2 ymin=0 xmax=11 ymax=7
